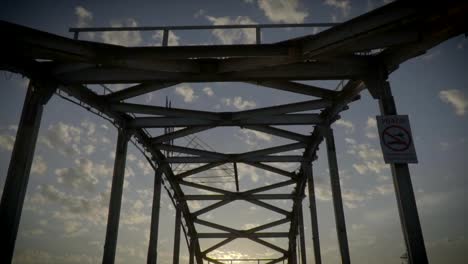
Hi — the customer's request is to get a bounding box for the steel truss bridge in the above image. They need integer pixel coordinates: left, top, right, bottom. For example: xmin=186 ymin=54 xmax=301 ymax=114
xmin=1 ymin=1 xmax=467 ymax=263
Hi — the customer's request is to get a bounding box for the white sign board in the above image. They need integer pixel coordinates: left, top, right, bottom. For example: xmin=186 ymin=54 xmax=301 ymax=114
xmin=376 ymin=115 xmax=418 ymax=164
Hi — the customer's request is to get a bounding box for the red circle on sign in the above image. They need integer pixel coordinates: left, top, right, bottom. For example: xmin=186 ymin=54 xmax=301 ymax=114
xmin=382 ymin=125 xmax=412 ymax=151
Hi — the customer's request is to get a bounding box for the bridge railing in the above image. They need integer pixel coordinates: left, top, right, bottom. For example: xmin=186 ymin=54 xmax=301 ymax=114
xmin=69 ymin=22 xmax=339 ymax=44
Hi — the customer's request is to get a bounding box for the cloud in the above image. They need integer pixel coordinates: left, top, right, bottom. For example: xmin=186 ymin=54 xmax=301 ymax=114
xmin=13 ymin=249 xmax=100 ymax=264
xmin=237 ymin=163 xmax=262 ymax=183
xmin=74 ymin=6 xmax=94 ymax=39
xmin=82 ymin=144 xmax=95 ymax=155
xmin=32 ymin=155 xmax=47 ymax=175
xmin=30 ymin=184 xmax=110 ymax=226
xmin=334 ymin=119 xmax=354 ymax=134
xmin=75 ymin=6 xmax=92 ymax=27
xmin=193 ymin=9 xmax=206 ymax=18
xmin=55 ymin=158 xmax=112 ymax=192
xmin=63 ymin=221 xmax=89 ymax=237
xmin=136 ymin=160 xmax=152 ymax=175
xmin=324 ymin=0 xmax=351 ymax=17
xmin=221 ymin=96 xmax=256 ymax=110
xmin=342 ymin=189 xmax=366 ymax=209
xmin=206 ymin=16 xmax=257 ymax=44
xmin=175 ymin=85 xmax=198 ymax=102
xmin=101 ymin=18 xmax=142 ymax=46
xmin=439 ymin=89 xmax=468 ymax=116
xmin=203 ymin=86 xmax=214 ymax=96
xmin=152 ymin=30 xmax=180 ymax=46
xmin=238 ymin=129 xmax=272 ymax=146
xmin=365 ymin=117 xmax=378 ymax=139
xmin=0 ymin=134 xmax=15 ymax=151
xmin=258 ymin=0 xmax=308 ymax=23
xmin=345 ymin=139 xmax=388 ymax=175
xmin=40 ymin=122 xmax=81 ymax=156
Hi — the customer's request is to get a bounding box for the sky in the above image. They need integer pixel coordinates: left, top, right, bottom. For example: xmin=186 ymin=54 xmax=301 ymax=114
xmin=1 ymin=0 xmax=467 ymax=263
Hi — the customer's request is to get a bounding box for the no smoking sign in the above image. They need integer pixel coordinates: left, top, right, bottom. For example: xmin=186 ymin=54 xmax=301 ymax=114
xmin=376 ymin=115 xmax=418 ymax=164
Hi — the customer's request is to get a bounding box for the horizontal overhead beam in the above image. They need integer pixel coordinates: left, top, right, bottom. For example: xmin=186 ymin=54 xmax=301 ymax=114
xmin=54 ymin=61 xmax=369 ymax=83
xmin=104 ymin=82 xmax=179 ymax=102
xmin=158 ymin=142 xmax=304 ymax=162
xmin=179 ymin=180 xmax=233 ymax=195
xmin=150 ymin=126 xmax=214 ymax=144
xmin=194 ymin=219 xmax=288 ymax=254
xmin=109 ymin=102 xmax=221 ymax=120
xmin=244 ymin=162 xmax=297 ymax=179
xmin=243 ymin=180 xmax=296 ymax=195
xmin=202 ymin=218 xmax=290 ymax=256
xmin=232 ymin=99 xmax=332 ymax=120
xmin=176 ymin=162 xmax=227 ymax=178
xmin=243 ymin=125 xmax=310 ymax=142
xmin=130 ymin=114 xmax=323 ymax=128
xmin=69 ymin=22 xmax=338 ymax=32
xmin=184 ymin=194 xmax=294 ymax=200
xmin=192 ymin=200 xmax=233 ymax=217
xmin=247 ymin=199 xmax=291 ymax=216
xmin=197 ymin=232 xmax=289 ymax=239
xmin=248 ymin=80 xmax=338 ymax=99
xmin=165 ymin=155 xmax=304 ymax=163
xmin=155 ymin=144 xmax=226 ymax=159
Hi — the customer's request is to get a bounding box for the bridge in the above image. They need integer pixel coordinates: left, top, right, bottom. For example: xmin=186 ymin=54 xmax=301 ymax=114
xmin=1 ymin=1 xmax=467 ymax=263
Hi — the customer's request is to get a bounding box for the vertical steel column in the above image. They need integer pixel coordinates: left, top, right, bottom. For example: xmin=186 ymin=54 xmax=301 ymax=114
xmin=172 ymin=205 xmax=182 ymax=264
xmin=324 ymin=127 xmax=350 ymax=264
xmin=378 ymin=81 xmax=428 ymax=264
xmin=256 ymin=27 xmax=261 ymax=44
xmin=189 ymin=237 xmax=195 ymax=264
xmin=147 ymin=166 xmax=163 ymax=264
xmin=304 ymin=162 xmax=322 ymax=264
xmin=102 ymin=129 xmax=129 ymax=264
xmin=298 ymin=205 xmax=307 ymax=264
xmin=0 ymin=81 xmax=53 ymax=263
xmin=289 ymin=229 xmax=298 ymax=264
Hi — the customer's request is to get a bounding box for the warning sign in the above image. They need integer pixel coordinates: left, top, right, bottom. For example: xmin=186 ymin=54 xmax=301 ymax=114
xmin=376 ymin=115 xmax=418 ymax=164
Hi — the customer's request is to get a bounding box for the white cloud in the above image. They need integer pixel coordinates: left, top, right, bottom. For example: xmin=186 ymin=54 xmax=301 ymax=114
xmin=203 ymin=86 xmax=214 ymax=96
xmin=75 ymin=6 xmax=92 ymax=27
xmin=258 ymin=0 xmax=308 ymax=23
xmin=101 ymin=18 xmax=142 ymax=46
xmin=13 ymin=249 xmax=100 ymax=264
xmin=82 ymin=144 xmax=95 ymax=155
xmin=0 ymin=134 xmax=15 ymax=151
xmin=64 ymin=221 xmax=88 ymax=237
xmin=342 ymin=189 xmax=366 ymax=209
xmin=194 ymin=9 xmax=206 ymax=18
xmin=324 ymin=0 xmax=351 ymax=17
xmin=238 ymin=129 xmax=272 ymax=146
xmin=80 ymin=120 xmax=96 ymax=136
xmin=345 ymin=139 xmax=388 ymax=175
xmin=365 ymin=117 xmax=378 ymax=139
xmin=221 ymin=96 xmax=256 ymax=110
xmin=137 ymin=160 xmax=152 ymax=175
xmin=55 ymin=158 xmax=112 ymax=192
xmin=175 ymin=85 xmax=198 ymax=103
xmin=439 ymin=89 xmax=468 ymax=116
xmin=40 ymin=122 xmax=81 ymax=156
xmin=152 ymin=30 xmax=180 ymax=46
xmin=334 ymin=119 xmax=354 ymax=134
xmin=237 ymin=163 xmax=262 ymax=183
xmin=74 ymin=6 xmax=94 ymax=39
xmin=374 ymin=184 xmax=393 ymax=195
xmin=32 ymin=155 xmax=47 ymax=175
xmin=206 ymin=15 xmax=257 ymax=44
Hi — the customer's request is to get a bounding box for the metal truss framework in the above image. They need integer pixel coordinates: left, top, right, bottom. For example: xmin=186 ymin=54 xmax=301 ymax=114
xmin=1 ymin=1 xmax=467 ymax=264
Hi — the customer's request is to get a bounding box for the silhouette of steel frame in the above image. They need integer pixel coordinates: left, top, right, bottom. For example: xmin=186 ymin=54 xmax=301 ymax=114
xmin=1 ymin=1 xmax=467 ymax=264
